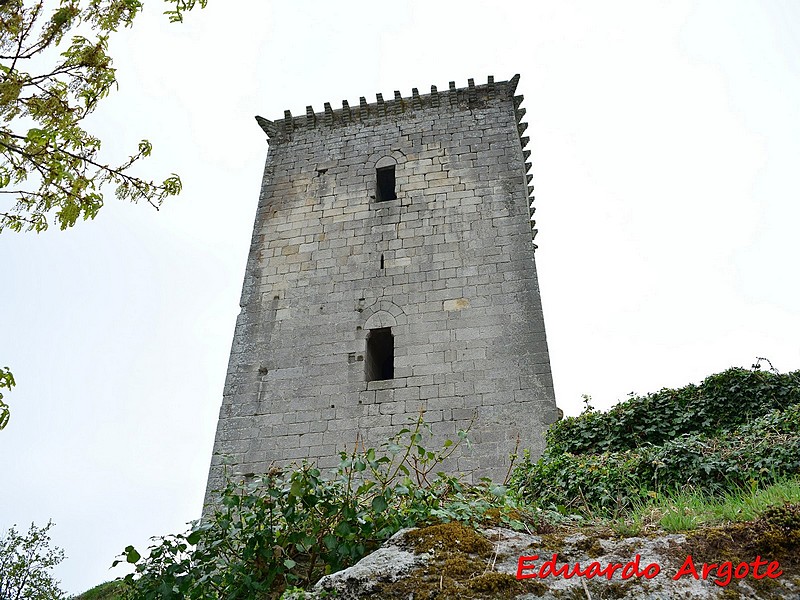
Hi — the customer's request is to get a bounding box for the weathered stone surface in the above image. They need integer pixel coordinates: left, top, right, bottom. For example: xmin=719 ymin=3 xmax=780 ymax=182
xmin=206 ymin=77 xmax=557 ymax=504
xmin=312 ymin=528 xmax=431 ymax=600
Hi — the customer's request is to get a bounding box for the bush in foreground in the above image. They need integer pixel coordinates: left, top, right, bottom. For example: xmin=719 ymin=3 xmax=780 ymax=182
xmin=118 ymin=415 xmax=521 ymax=599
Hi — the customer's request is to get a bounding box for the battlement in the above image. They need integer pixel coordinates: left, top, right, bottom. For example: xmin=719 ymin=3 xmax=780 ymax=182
xmin=255 ymin=74 xmax=537 ymax=243
xmin=256 ymin=74 xmax=526 ymax=146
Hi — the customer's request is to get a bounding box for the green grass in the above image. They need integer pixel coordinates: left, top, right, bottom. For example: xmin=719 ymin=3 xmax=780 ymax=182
xmin=72 ymin=580 xmax=125 ymax=600
xmin=609 ymin=477 xmax=800 ymax=536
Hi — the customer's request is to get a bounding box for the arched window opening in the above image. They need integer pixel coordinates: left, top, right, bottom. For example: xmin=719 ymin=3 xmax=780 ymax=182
xmin=375 ymin=165 xmax=397 ymax=201
xmin=365 ymin=327 xmax=394 ymax=381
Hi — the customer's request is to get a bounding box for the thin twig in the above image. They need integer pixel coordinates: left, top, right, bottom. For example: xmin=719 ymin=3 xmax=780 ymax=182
xmin=503 ymin=433 xmax=521 ymax=485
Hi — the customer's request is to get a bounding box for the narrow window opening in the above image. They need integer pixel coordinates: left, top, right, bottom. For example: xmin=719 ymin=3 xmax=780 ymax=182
xmin=365 ymin=327 xmax=394 ymax=381
xmin=380 ymin=254 xmax=385 ymax=269
xmin=375 ymin=166 xmax=396 ymax=201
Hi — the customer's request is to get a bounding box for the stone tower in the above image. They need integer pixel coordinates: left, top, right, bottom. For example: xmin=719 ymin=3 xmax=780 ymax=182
xmin=205 ymin=75 xmax=559 ymax=498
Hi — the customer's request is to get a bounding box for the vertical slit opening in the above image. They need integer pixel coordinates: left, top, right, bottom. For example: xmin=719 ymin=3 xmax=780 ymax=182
xmin=380 ymin=254 xmax=385 ymax=269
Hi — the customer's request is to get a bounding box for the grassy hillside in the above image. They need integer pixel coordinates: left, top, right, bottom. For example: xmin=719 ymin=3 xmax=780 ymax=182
xmin=73 ymin=580 xmax=125 ymax=600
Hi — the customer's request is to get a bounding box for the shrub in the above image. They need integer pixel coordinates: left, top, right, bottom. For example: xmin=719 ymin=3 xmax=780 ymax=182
xmin=512 ymin=366 xmax=800 ymax=513
xmin=120 ymin=413 xmax=522 ymax=599
xmin=546 ymin=366 xmax=800 ymax=456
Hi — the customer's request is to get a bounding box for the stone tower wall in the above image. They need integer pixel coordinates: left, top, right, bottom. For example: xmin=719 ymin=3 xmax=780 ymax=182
xmin=206 ymin=76 xmax=559 ymax=498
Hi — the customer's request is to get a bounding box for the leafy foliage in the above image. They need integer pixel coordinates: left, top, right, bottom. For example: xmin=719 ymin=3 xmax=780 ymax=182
xmin=0 ymin=520 xmax=67 ymax=600
xmin=512 ymin=365 xmax=800 ymax=513
xmin=162 ymin=0 xmax=207 ymax=23
xmin=119 ymin=414 xmax=522 ymax=599
xmin=0 ymin=366 xmax=14 ymax=429
xmin=0 ymin=0 xmax=206 ymax=233
xmin=546 ymin=366 xmax=800 ymax=456
xmin=0 ymin=0 xmax=208 ymax=429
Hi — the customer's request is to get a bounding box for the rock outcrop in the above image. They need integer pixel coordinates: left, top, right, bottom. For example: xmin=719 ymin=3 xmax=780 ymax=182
xmin=283 ymin=518 xmax=800 ymax=599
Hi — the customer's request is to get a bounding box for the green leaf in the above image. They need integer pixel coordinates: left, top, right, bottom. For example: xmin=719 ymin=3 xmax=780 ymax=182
xmin=186 ymin=530 xmax=202 ymax=545
xmin=371 ymin=496 xmax=388 ymax=513
xmin=335 ymin=522 xmax=352 ymax=536
xmin=290 ymin=479 xmax=304 ymax=497
xmin=125 ymin=545 xmax=141 ymax=563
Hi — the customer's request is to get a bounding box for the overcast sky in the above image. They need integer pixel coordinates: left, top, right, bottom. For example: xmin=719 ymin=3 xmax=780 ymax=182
xmin=2 ymin=0 xmax=800 ymax=594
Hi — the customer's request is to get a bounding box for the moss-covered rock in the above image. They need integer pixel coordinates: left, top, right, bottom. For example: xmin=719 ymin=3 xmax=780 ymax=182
xmin=302 ymin=512 xmax=800 ymax=599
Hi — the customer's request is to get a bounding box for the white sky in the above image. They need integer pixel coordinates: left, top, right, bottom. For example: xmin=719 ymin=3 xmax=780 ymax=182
xmin=2 ymin=0 xmax=799 ymax=594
